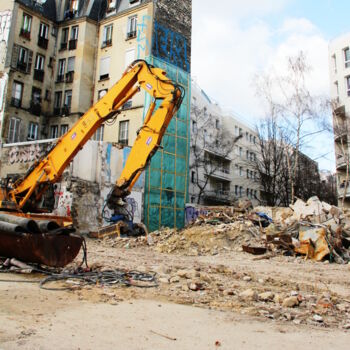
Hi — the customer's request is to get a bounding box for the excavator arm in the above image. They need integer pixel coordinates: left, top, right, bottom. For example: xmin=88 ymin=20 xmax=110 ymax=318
xmin=0 ymin=60 xmax=183 ymax=212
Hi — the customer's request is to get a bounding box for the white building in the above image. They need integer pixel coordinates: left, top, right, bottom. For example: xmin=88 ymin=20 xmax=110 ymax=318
xmin=329 ymin=33 xmax=350 ymax=206
xmin=189 ymin=81 xmax=260 ymax=205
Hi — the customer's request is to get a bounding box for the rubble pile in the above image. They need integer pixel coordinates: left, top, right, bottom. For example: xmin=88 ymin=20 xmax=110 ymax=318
xmin=149 ymin=197 xmax=350 ymax=263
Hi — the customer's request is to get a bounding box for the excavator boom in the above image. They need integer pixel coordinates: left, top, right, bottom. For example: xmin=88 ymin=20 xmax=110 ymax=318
xmin=0 ymin=60 xmax=183 ymax=267
xmin=0 ymin=60 xmax=183 ymax=212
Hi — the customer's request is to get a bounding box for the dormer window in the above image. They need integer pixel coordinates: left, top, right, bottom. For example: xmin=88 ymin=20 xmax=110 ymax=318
xmin=107 ymin=0 xmax=116 ymax=12
xmin=70 ymin=0 xmax=79 ymax=12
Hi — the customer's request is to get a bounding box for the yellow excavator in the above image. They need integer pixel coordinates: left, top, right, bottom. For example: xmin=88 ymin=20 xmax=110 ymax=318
xmin=0 ymin=59 xmax=184 ymax=267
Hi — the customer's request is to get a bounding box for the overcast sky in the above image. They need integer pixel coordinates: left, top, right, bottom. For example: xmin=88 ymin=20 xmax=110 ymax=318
xmin=191 ymin=0 xmax=350 ymax=171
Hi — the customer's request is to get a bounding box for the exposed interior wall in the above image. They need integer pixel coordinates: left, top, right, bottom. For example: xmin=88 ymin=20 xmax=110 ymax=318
xmin=0 ymin=139 xmax=144 ymax=233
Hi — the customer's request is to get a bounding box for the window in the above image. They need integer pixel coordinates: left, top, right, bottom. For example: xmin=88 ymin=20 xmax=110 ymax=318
xmin=246 ymin=150 xmax=249 ymax=159
xmin=27 ymin=122 xmax=38 ymax=140
xmin=45 ymin=89 xmax=51 ymax=101
xmin=332 ymin=54 xmax=337 ymax=73
xmin=54 ymin=91 xmax=62 ymax=115
xmin=346 ymin=76 xmax=350 ymax=97
xmin=245 ymin=132 xmax=248 ymax=140
xmin=239 ymin=166 xmax=243 ymax=176
xmin=35 ymin=54 xmax=45 ymax=70
xmin=60 ymin=124 xmax=68 ymax=136
xmin=70 ymin=0 xmax=79 ymax=11
xmin=118 ymin=120 xmax=129 ymax=145
xmin=8 ymin=117 xmax=21 ymax=143
xmin=246 ymin=169 xmax=249 ymax=179
xmin=235 ymin=164 xmax=239 ymax=175
xmin=122 ymin=100 xmax=132 ymax=109
xmin=50 ymin=125 xmax=58 ymax=138
xmin=14 ymin=45 xmax=33 ymax=73
xmin=102 ymin=24 xmax=113 ymax=47
xmin=20 ymin=13 xmax=32 ymax=38
xmin=129 ymin=0 xmax=141 ymax=6
xmin=34 ymin=54 xmax=45 ymax=81
xmin=239 ymin=128 xmax=242 ymax=136
xmin=38 ymin=23 xmax=49 ymax=49
xmin=125 ymin=49 xmax=135 ymax=68
xmin=127 ymin=16 xmax=137 ymax=39
xmin=239 ymin=147 xmax=242 ymax=157
xmin=31 ymin=87 xmax=41 ymax=115
xmin=11 ymin=81 xmax=23 ymax=107
xmin=39 ymin=22 xmax=49 ymax=39
xmin=57 ymin=59 xmax=66 ymax=82
xmin=69 ymin=26 xmax=78 ymax=50
xmin=335 ymin=81 xmax=339 ymax=100
xmin=60 ymin=27 xmax=69 ymax=50
xmin=239 ymin=186 xmax=243 ymax=198
xmin=92 ymin=125 xmax=104 ymax=141
xmin=235 ymin=126 xmax=239 ymax=136
xmin=99 ymin=56 xmax=110 ymax=80
xmin=107 ymin=0 xmax=117 ymax=12
xmin=192 ymin=120 xmax=197 ymax=133
xmin=344 ymin=48 xmax=350 ymax=68
xmin=71 ymin=25 xmax=79 ymax=40
xmin=64 ymin=90 xmax=72 ymax=113
xmin=253 ymin=136 xmax=256 ymax=144
xmin=215 ymin=119 xmax=219 ymax=129
xmin=98 ymin=89 xmax=108 ymax=100
xmin=66 ymin=57 xmax=75 ymax=82
xmin=235 ymin=185 xmax=238 ymax=196
xmin=191 ymin=171 xmax=196 ymax=183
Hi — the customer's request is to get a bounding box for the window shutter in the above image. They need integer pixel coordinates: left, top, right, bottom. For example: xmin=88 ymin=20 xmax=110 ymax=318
xmin=99 ymin=57 xmax=110 ymax=77
xmin=26 ymin=49 xmax=33 ymax=73
xmin=11 ymin=44 xmax=19 ymax=69
xmin=67 ymin=57 xmax=75 ymax=72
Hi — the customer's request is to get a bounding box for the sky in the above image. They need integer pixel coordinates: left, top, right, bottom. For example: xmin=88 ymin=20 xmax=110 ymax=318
xmin=191 ymin=0 xmax=350 ymax=171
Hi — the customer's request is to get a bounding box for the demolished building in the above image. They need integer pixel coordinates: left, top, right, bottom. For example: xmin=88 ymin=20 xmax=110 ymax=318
xmin=0 ymin=0 xmax=192 ymax=232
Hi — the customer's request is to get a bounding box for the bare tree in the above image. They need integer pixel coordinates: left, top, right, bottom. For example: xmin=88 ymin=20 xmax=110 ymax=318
xmin=254 ymin=51 xmax=328 ymax=204
xmin=190 ymin=102 xmax=241 ymax=204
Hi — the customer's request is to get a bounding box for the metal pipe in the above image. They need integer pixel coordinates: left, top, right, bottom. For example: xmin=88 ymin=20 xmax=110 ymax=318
xmin=0 ymin=213 xmax=40 ymax=233
xmin=37 ymin=220 xmax=60 ymax=233
xmin=0 ymin=220 xmax=27 ymax=235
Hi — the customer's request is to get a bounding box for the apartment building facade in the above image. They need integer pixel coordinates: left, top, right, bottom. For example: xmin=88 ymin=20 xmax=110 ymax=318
xmin=329 ymin=33 xmax=350 ymax=207
xmin=0 ymin=0 xmax=192 ymax=231
xmin=189 ymin=81 xmax=260 ymax=206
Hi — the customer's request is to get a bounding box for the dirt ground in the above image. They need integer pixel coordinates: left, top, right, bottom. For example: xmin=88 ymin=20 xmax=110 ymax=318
xmin=1 ymin=238 xmax=350 ymax=349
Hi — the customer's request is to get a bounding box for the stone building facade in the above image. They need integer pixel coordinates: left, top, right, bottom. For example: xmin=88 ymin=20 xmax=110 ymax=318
xmin=0 ymin=0 xmax=192 ymax=231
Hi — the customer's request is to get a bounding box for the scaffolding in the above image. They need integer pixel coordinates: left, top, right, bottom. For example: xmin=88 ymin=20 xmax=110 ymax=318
xmin=143 ymin=56 xmax=191 ymax=231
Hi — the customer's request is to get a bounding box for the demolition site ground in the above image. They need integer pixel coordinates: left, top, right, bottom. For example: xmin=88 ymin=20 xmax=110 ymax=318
xmin=0 ymin=238 xmax=350 ymax=349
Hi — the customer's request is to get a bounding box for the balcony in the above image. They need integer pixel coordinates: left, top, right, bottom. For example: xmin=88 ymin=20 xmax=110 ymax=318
xmin=60 ymin=42 xmax=67 ymax=51
xmin=65 ymin=71 xmax=74 ymax=83
xmin=19 ymin=28 xmax=30 ymax=40
xmin=16 ymin=61 xmax=28 ymax=73
xmin=101 ymin=39 xmax=112 ymax=48
xmin=56 ymin=75 xmax=65 ymax=83
xmin=336 ymin=154 xmax=348 ymax=170
xmin=126 ymin=31 xmax=136 ymax=40
xmin=11 ymin=98 xmax=21 ymax=108
xmin=33 ymin=69 xmax=44 ymax=82
xmin=204 ymin=147 xmax=231 ymax=161
xmin=334 ymin=131 xmax=348 ymax=143
xmin=30 ymin=101 xmax=41 ymax=116
xmin=338 ymin=183 xmax=350 ymax=198
xmin=203 ymin=190 xmax=231 ymax=204
xmin=207 ymin=168 xmax=231 ymax=181
xmin=69 ymin=39 xmax=77 ymax=50
xmin=62 ymin=106 xmax=70 ymax=116
xmin=37 ymin=36 xmax=48 ymax=49
xmin=53 ymin=107 xmax=62 ymax=116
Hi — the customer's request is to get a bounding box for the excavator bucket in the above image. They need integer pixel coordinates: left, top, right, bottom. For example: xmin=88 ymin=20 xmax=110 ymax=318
xmin=0 ymin=213 xmax=83 ymax=267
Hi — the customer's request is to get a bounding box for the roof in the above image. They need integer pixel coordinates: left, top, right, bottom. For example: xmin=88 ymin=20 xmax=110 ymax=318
xmin=16 ymin=0 xmax=57 ymax=22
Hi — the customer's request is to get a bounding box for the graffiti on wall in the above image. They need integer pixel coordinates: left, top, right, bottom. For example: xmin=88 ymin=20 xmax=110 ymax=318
xmin=152 ymin=21 xmax=190 ymax=72
xmin=137 ymin=15 xmax=151 ymax=59
xmin=53 ymin=184 xmax=72 ymax=217
xmin=185 ymin=205 xmax=209 ymax=225
xmin=8 ymin=144 xmax=50 ymax=164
